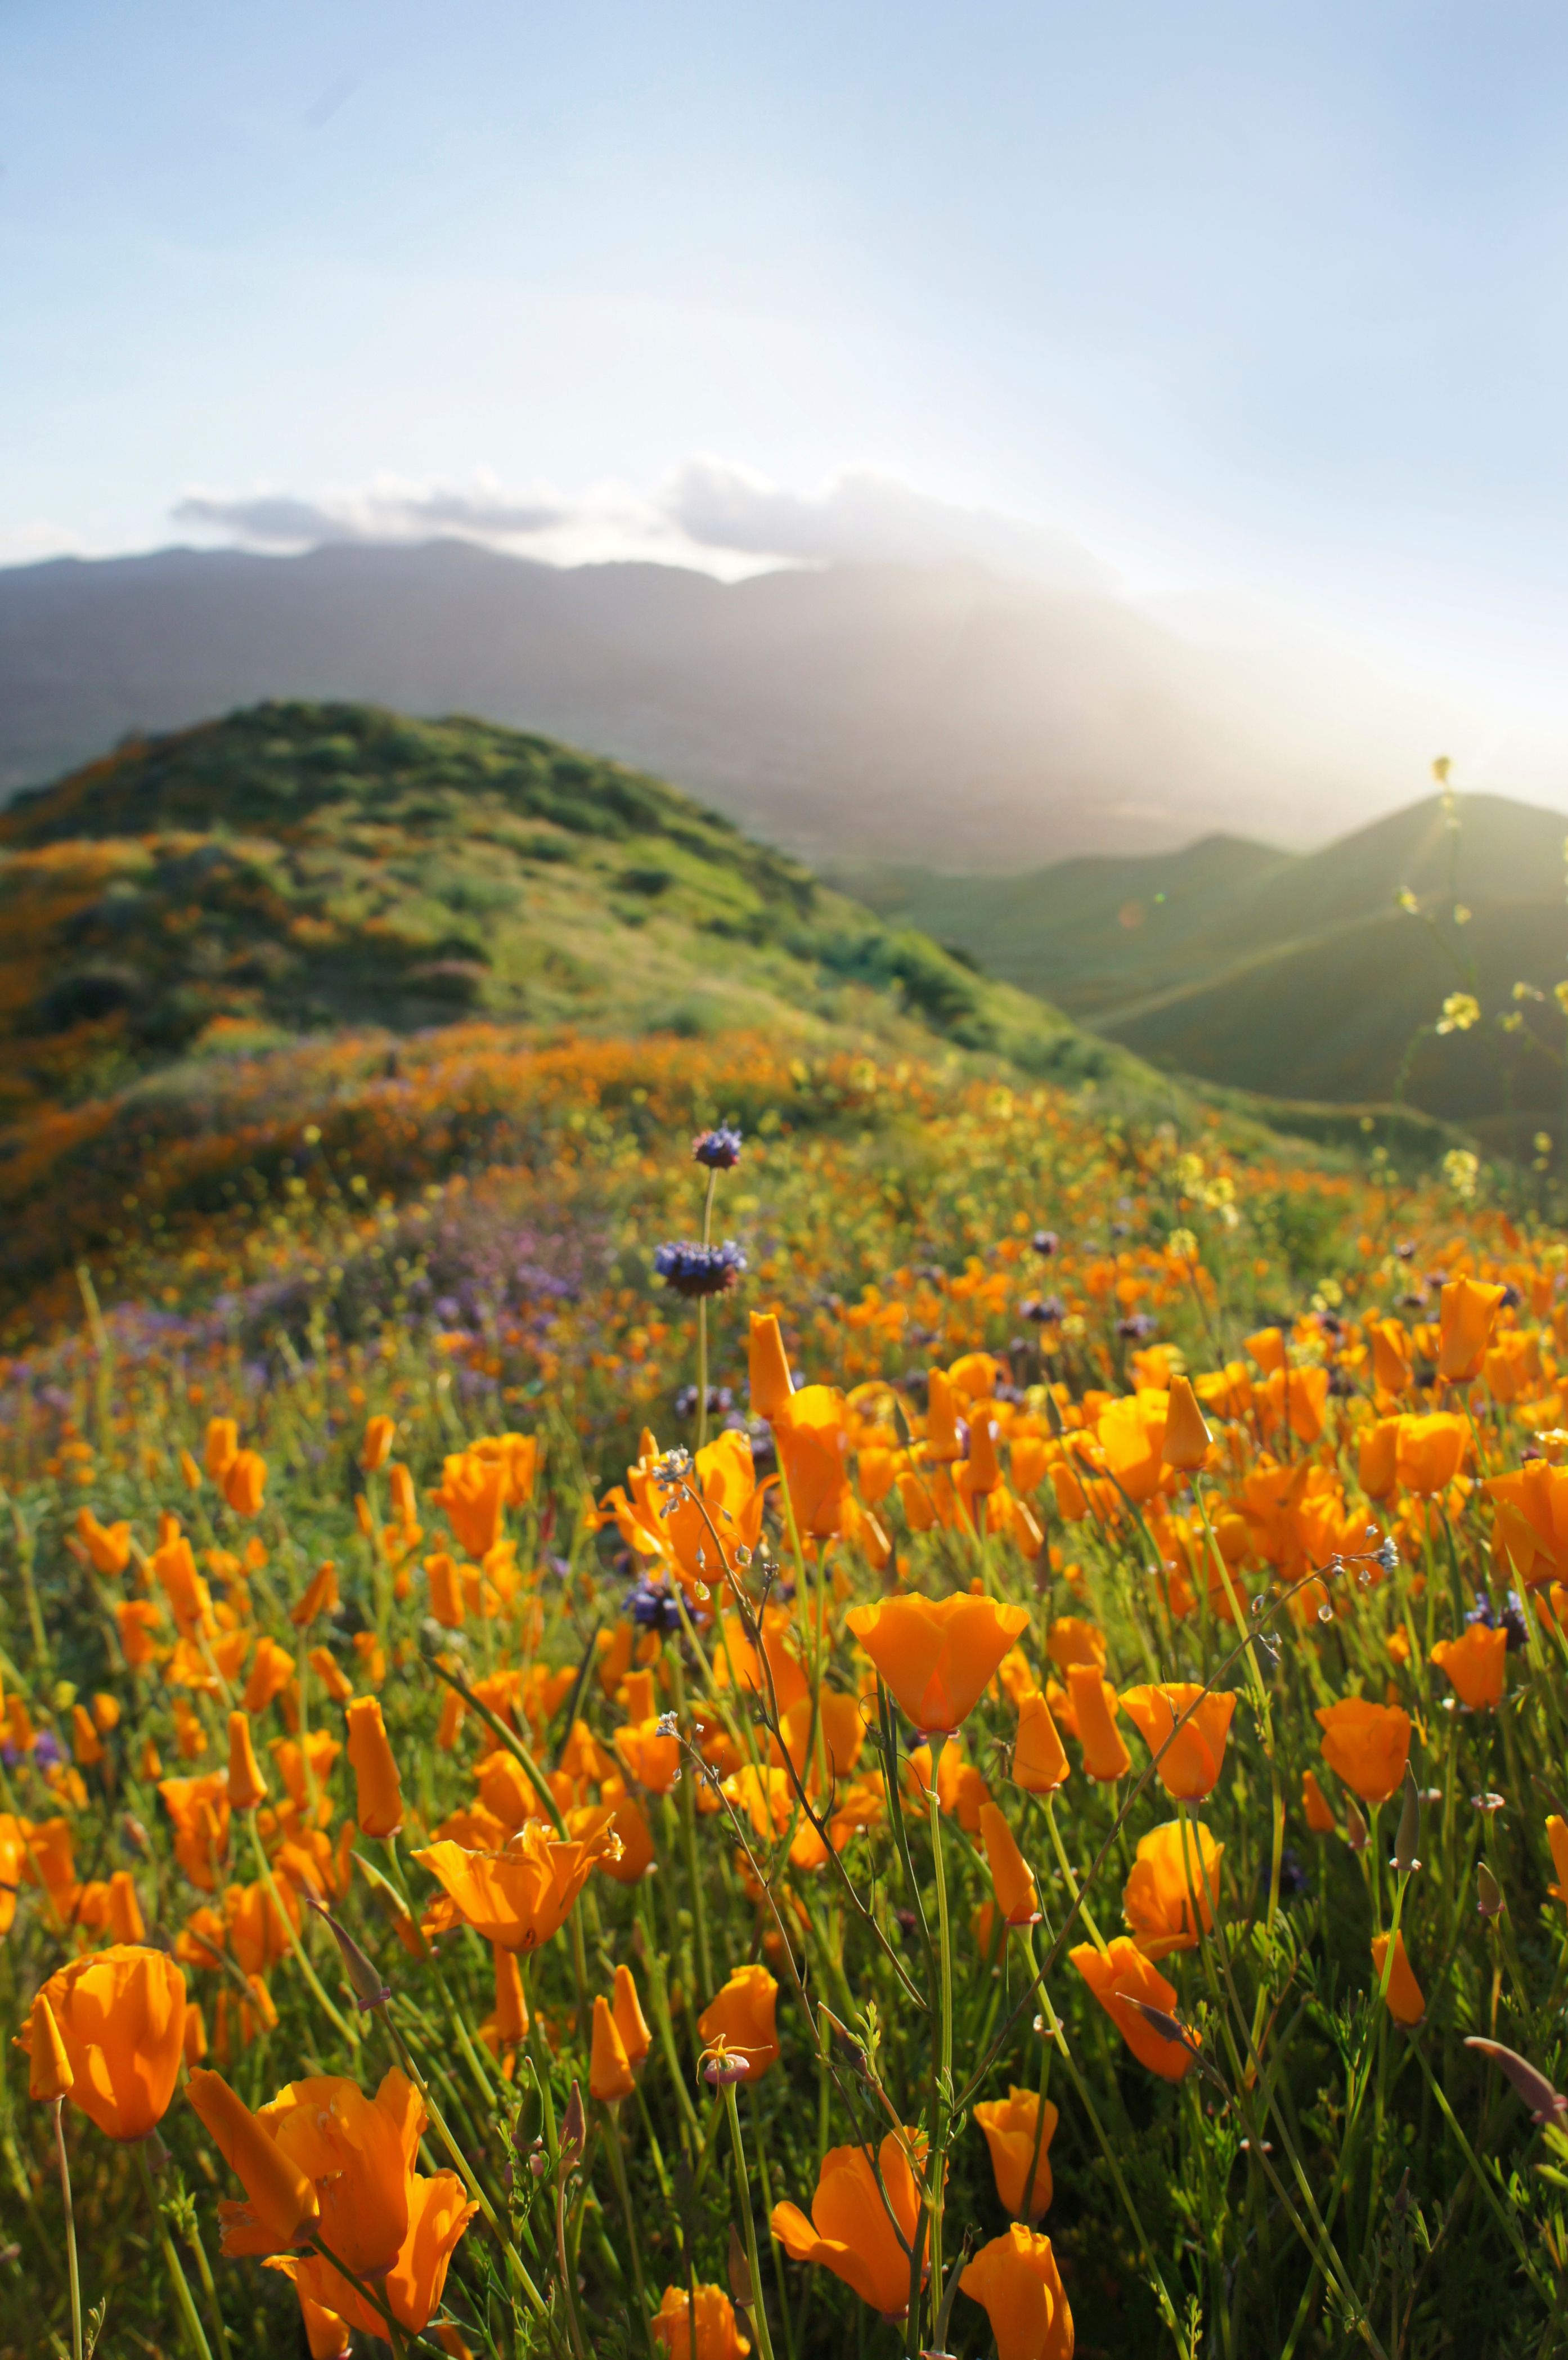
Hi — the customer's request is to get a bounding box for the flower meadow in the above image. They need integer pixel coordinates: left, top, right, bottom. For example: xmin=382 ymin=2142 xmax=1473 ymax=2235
xmin=6 ymin=1042 xmax=1568 ymax=2359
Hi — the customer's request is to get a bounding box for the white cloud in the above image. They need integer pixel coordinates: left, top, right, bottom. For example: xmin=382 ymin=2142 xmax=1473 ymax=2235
xmin=168 ymin=458 xmax=1117 ymax=590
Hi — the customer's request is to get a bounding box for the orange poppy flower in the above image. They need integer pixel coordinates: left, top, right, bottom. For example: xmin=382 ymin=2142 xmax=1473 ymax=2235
xmin=652 ymin=2283 xmax=752 ymax=2360
xmin=414 ymin=1815 xmax=617 ymax=1951
xmin=1095 ymin=1392 xmax=1170 ymax=1504
xmin=613 ymin=1964 xmax=652 ymax=2067
xmin=771 ymin=2130 xmax=925 ymax=2317
xmin=1070 ymin=1936 xmax=1195 ymax=2080
xmin=432 ymin=1451 xmax=506 ymax=1560
xmin=973 ymin=2086 xmax=1058 ymax=2221
xmin=76 ymin=1508 xmax=132 ymax=1578
xmin=290 ymin=1563 xmax=339 ymax=1630
xmin=186 ymin=2068 xmax=321 ymax=2253
xmin=1301 ymin=1769 xmax=1336 ymax=1834
xmin=1121 ymin=1820 xmax=1223 ymax=1959
xmin=1395 ymin=1413 xmax=1467 ymax=1497
xmin=205 ymin=1418 xmax=240 ymax=1480
xmin=1437 ymin=1277 xmax=1506 ymax=1383
xmin=772 ymin=1385 xmax=853 ymax=1536
xmin=978 ymin=1801 xmax=1040 ymax=1927
xmin=26 ymin=1945 xmax=187 ymax=2139
xmin=846 ymin=1592 xmax=1028 ymax=1733
xmin=1430 ymin=1622 xmax=1507 ymax=1710
xmin=223 ymin=1450 xmax=268 ymax=1518
xmin=1045 ymin=1617 xmax=1105 ymax=1673
xmin=1161 ymin=1376 xmax=1212 ymax=1472
xmin=116 ymin=1597 xmax=163 ymax=1667
xmin=748 ymin=1311 xmax=795 ymax=1421
xmin=1358 ymin=1417 xmax=1401 ymax=1501
xmin=159 ymin=1771 xmax=232 ymax=1890
xmin=697 ymin=1963 xmax=779 ymax=2080
xmin=590 ymin=1994 xmax=635 ymax=2102
xmin=360 ymin=1416 xmax=396 ymax=1473
xmin=959 ymin=2226 xmax=1073 ymax=2360
xmin=345 ymin=1696 xmax=403 ymax=1838
xmin=1371 ymin=1928 xmax=1425 ymax=2026
xmin=1118 ymin=1684 xmax=1235 ymax=1802
xmin=1012 ymin=1688 xmax=1070 ymax=1794
xmin=29 ymin=1994 xmax=73 ymax=2102
xmin=1067 ymin=1663 xmax=1131 ymax=1782
xmin=1315 ymin=1698 xmax=1411 ymax=1806
xmin=662 ymin=1429 xmax=770 ymax=1592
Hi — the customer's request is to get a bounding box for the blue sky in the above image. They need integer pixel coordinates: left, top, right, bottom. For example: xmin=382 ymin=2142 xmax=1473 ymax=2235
xmin=8 ymin=1 xmax=1568 ymax=717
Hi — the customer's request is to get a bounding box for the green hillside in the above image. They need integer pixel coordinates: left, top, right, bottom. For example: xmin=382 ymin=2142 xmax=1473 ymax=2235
xmin=839 ymin=791 xmax=1568 ymax=1146
xmin=0 ymin=701 xmax=1138 ymax=1121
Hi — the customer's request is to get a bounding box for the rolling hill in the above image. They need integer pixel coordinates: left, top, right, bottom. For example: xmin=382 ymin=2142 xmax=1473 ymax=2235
xmin=840 ymin=790 xmax=1568 ymax=1145
xmin=0 ymin=539 xmax=1476 ymax=867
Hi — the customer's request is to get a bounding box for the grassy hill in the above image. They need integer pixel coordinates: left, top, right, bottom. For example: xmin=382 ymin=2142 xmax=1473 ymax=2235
xmin=0 ymin=699 xmax=1133 ymax=1124
xmin=838 ymin=790 xmax=1568 ymax=1147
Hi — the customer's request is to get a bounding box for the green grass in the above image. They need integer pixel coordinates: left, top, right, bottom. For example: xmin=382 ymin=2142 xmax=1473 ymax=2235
xmin=833 ymin=789 xmax=1568 ymax=1138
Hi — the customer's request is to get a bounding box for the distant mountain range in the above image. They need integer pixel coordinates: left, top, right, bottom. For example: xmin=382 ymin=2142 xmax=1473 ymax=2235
xmin=0 ymin=537 xmax=1488 ymax=867
xmin=840 ymin=791 xmax=1568 ymax=1145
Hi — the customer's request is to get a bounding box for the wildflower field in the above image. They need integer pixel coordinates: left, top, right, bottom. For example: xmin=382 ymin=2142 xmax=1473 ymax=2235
xmin=4 ymin=1000 xmax=1568 ymax=2360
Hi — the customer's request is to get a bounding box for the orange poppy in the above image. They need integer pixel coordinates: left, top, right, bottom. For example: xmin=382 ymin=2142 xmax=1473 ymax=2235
xmin=1121 ymin=1820 xmax=1222 ymax=1959
xmin=771 ymin=2130 xmax=925 ymax=2317
xmin=1070 ymin=1936 xmax=1195 ymax=2080
xmin=846 ymin=1592 xmax=1028 ymax=1733
xmin=973 ymin=2086 xmax=1058 ymax=2221
xmin=1118 ymin=1683 xmax=1235 ymax=1802
xmin=1315 ymin=1698 xmax=1411 ymax=1806
xmin=25 ymin=1946 xmax=187 ymax=2139
xmin=959 ymin=2226 xmax=1073 ymax=2360
xmin=1430 ymin=1622 xmax=1507 ymax=1710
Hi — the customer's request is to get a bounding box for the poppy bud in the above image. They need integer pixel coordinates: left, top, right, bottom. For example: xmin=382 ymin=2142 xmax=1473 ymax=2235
xmin=977 ymin=1801 xmax=1040 ymax=1927
xmin=613 ymin=1964 xmax=653 ymax=2069
xmin=361 ymin=1415 xmax=396 ymax=1473
xmin=226 ymin=1712 xmax=269 ymax=1812
xmin=560 ymin=2080 xmax=586 ymax=2173
xmin=1391 ymin=1767 xmax=1422 ymax=1875
xmin=590 ymin=1995 xmax=635 ymax=2103
xmin=28 ymin=1995 xmax=73 ymax=2103
xmin=1464 ymin=2036 xmax=1568 ymax=2122
xmin=1345 ymin=1800 xmax=1369 ymax=1854
xmin=1371 ymin=1928 xmax=1425 ymax=2026
xmin=747 ymin=1312 xmax=794 ymax=1421
xmin=727 ymin=2223 xmax=752 ymax=2310
xmin=1477 ymin=1861 xmax=1504 ymax=1918
xmin=345 ymin=1695 xmax=403 ymax=1837
xmin=1012 ymin=1688 xmax=1070 ymax=1795
xmin=1161 ymin=1376 xmax=1211 ymax=1473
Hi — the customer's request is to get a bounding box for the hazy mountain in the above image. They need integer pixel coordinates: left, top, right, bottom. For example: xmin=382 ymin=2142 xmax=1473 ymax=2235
xmin=0 ymin=539 xmax=1484 ymax=867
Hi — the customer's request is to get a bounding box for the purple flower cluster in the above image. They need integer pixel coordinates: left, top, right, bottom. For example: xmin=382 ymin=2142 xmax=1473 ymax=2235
xmin=653 ymin=1239 xmax=747 ymax=1299
xmin=693 ymin=1127 xmax=743 ymax=1170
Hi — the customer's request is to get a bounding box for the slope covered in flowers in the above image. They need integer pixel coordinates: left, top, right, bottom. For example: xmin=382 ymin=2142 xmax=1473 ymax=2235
xmin=2 ymin=1055 xmax=1566 ymax=2360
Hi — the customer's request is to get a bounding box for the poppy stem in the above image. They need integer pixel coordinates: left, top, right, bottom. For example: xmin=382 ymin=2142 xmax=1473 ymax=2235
xmin=600 ymin=2105 xmax=654 ymax=2353
xmin=923 ymin=1734 xmax=954 ymax=2336
xmin=52 ymin=2100 xmax=82 ymax=2360
xmin=134 ymin=2137 xmax=215 ymax=2360
xmin=721 ymin=2080 xmax=776 ymax=2360
xmin=1042 ymin=1793 xmax=1108 ymax=1957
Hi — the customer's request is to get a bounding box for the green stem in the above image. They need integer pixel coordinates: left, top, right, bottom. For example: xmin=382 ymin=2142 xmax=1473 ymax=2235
xmin=53 ymin=2103 xmax=82 ymax=2360
xmin=246 ymin=1811 xmax=360 ymax=2048
xmin=136 ymin=2139 xmax=215 ymax=2360
xmin=924 ymin=1735 xmax=954 ymax=2340
xmin=723 ymin=2081 xmax=777 ymax=2360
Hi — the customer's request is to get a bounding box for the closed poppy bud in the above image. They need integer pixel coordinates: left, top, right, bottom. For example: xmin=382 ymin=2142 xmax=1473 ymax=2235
xmin=424 ymin=1553 xmax=466 ymax=1628
xmin=1431 ymin=1623 xmax=1507 ymax=1710
xmin=771 ymin=2130 xmax=924 ymax=2317
xmin=1302 ymin=1769 xmax=1336 ymax=1834
xmin=1358 ymin=1417 xmax=1401 ymax=1501
xmin=1070 ymin=1936 xmax=1194 ymax=2080
xmin=1012 ymin=1687 xmax=1070 ymax=1795
xmin=482 ymin=1945 xmax=529 ymax=2055
xmin=773 ymin=1385 xmax=853 ymax=1536
xmin=30 ymin=1945 xmax=187 ymax=2138
xmin=244 ymin=1637 xmax=296 ymax=1717
xmin=1371 ymin=1321 xmax=1412 ymax=1395
xmin=1315 ymin=1698 xmax=1411 ymax=1806
xmin=651 ymin=2283 xmax=752 ymax=2360
xmin=72 ymin=1703 xmax=104 ymax=1766
xmin=361 ymin=1416 xmax=396 ymax=1473
xmin=186 ymin=2067 xmax=321 ymax=2254
xmin=613 ymin=1963 xmax=653 ymax=2069
xmin=108 ymin=1869 xmax=146 ymax=1942
xmin=978 ymin=1800 xmax=1040 ymax=1926
xmin=179 ymin=1447 xmax=204 ymax=1492
xmin=1049 ymin=1461 xmax=1088 ymax=1520
xmin=973 ymin=2087 xmax=1058 ymax=2222
xmin=959 ymin=2224 xmax=1073 ymax=2360
xmin=590 ymin=1994 xmax=635 ymax=2102
xmin=227 ymin=1712 xmax=269 ymax=1812
xmin=1547 ymin=1815 xmax=1568 ymax=1905
xmin=747 ymin=1312 xmax=794 ymax=1421
xmin=290 ymin=1563 xmax=339 ymax=1630
xmin=967 ymin=1413 xmax=1002 ymax=1495
xmin=1067 ymin=1663 xmax=1131 ymax=1782
xmin=847 ymin=1592 xmax=1028 ymax=1734
xmin=1161 ymin=1375 xmax=1212 ymax=1473
xmin=223 ymin=1450 xmax=267 ymax=1518
xmin=28 ymin=1994 xmax=73 ymax=2103
xmin=309 ymin=1648 xmax=354 ymax=1706
xmin=183 ymin=2001 xmax=208 ymax=2064
xmin=1438 ymin=1277 xmax=1506 ymax=1383
xmin=1119 ymin=1683 xmax=1235 ymax=1802
xmin=697 ymin=1963 xmax=780 ymax=2081
xmin=927 ymin=1368 xmax=963 ymax=1462
xmin=1371 ymin=1928 xmax=1425 ymax=2026
xmin=205 ymin=1418 xmax=240 ymax=1479
xmin=345 ymin=1697 xmax=403 ymax=1838
xmin=91 ymin=1692 xmax=121 ymax=1734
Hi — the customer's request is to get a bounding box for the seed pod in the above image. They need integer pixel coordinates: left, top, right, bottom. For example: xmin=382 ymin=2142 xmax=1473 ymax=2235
xmin=727 ymin=2224 xmax=752 ymax=2309
xmin=1464 ymin=2036 xmax=1568 ymax=2123
xmin=1391 ymin=1766 xmax=1422 ymax=1875
xmin=1345 ymin=1800 xmax=1370 ymax=1854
